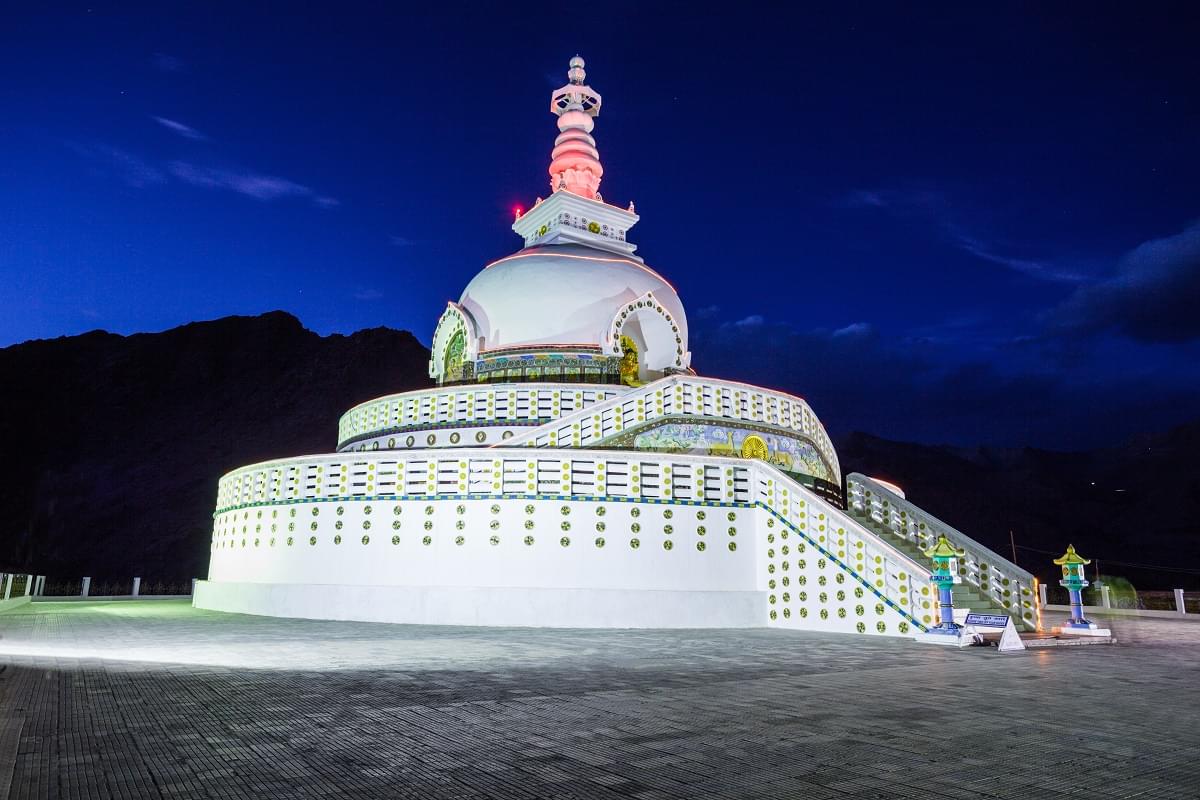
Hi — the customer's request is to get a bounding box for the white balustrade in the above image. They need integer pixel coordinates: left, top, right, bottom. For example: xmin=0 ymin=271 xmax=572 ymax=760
xmin=846 ymin=474 xmax=1040 ymax=630
xmin=336 ymin=383 xmax=624 ymax=450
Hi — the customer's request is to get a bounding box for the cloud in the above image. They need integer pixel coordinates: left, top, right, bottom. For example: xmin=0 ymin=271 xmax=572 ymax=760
xmin=167 ymin=161 xmax=337 ymax=207
xmin=153 ymin=116 xmax=206 ymax=141
xmin=842 ymin=187 xmax=1084 ymax=283
xmin=730 ymin=314 xmax=764 ymax=329
xmin=841 ymin=190 xmax=888 ymax=208
xmin=1048 ymin=221 xmax=1200 ymax=343
xmin=353 ymin=288 xmax=384 ymax=301
xmin=832 ymin=322 xmax=873 ymax=338
xmin=69 ymin=137 xmax=337 ymax=208
xmin=67 ymin=142 xmax=167 ymax=187
xmin=950 ymin=230 xmax=1085 ymax=283
xmin=152 ymin=52 xmax=184 ymax=72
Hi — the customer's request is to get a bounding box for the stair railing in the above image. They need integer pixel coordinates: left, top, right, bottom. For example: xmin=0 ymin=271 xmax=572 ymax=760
xmin=846 ymin=473 xmax=1041 ymax=630
xmin=756 ymin=464 xmax=933 ymax=631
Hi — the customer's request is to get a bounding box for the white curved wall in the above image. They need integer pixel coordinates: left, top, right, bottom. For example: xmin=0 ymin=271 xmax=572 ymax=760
xmin=200 ymin=448 xmax=931 ymax=635
xmin=207 ymin=496 xmax=755 ymax=592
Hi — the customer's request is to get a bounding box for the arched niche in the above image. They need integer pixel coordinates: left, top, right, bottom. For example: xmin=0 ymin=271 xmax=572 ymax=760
xmin=607 ymin=292 xmax=687 ymax=384
xmin=429 ymin=303 xmax=479 ymax=384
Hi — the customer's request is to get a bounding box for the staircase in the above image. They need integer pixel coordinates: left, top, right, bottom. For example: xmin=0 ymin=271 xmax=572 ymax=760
xmin=495 ymin=374 xmax=841 ymax=484
xmin=846 ymin=474 xmax=1041 ymax=631
xmin=848 ymin=508 xmax=1013 ymax=622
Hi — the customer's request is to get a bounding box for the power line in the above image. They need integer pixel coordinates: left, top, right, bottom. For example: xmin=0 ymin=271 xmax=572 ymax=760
xmin=1013 ymin=543 xmax=1200 ymax=575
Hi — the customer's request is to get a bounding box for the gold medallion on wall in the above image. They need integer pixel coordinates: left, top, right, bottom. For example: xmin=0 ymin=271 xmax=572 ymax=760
xmin=740 ymin=434 xmax=769 ymax=461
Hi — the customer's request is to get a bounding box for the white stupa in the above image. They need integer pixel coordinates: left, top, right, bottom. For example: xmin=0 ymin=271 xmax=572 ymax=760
xmin=195 ymin=58 xmax=1041 ymax=636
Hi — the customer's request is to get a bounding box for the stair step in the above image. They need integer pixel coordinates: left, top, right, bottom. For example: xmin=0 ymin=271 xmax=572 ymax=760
xmin=847 ymin=506 xmax=1037 ymax=631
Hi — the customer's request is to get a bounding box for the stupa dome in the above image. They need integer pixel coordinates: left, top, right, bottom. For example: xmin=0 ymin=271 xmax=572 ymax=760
xmin=426 ymin=57 xmax=692 ymax=387
xmin=459 ymin=243 xmax=689 ymax=362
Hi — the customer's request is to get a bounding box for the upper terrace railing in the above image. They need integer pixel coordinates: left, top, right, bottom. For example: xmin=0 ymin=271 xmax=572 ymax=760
xmin=220 ymin=447 xmax=758 ymax=511
xmin=846 ymin=473 xmax=1040 ymax=630
xmin=337 ymin=383 xmax=625 ymax=450
xmin=498 ymin=375 xmax=841 ymax=483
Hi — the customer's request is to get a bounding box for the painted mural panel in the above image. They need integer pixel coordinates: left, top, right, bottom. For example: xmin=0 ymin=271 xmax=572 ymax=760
xmin=632 ymin=422 xmax=833 ymax=482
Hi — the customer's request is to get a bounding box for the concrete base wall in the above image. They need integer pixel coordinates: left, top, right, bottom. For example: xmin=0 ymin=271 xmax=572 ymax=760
xmin=1044 ymin=603 xmax=1197 ymax=621
xmin=0 ymin=596 xmax=31 ymax=614
xmin=194 ymin=580 xmax=766 ymax=629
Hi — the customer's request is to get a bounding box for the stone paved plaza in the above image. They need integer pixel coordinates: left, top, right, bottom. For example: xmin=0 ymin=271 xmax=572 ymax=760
xmin=0 ymin=601 xmax=1197 ymax=799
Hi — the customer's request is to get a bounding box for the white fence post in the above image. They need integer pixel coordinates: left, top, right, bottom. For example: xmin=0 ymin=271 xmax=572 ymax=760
xmin=191 ymin=578 xmax=197 ymax=596
xmin=35 ymin=576 xmax=45 ymax=596
xmin=1100 ymin=584 xmax=1111 ymax=608
xmin=81 ymin=577 xmax=91 ymax=597
xmin=2 ymin=574 xmax=10 ymax=600
xmin=132 ymin=577 xmax=141 ymax=597
xmin=24 ymin=575 xmax=32 ymax=596
xmin=1175 ymin=589 xmax=1187 ymax=616
xmin=1039 ymin=583 xmax=1047 ymax=608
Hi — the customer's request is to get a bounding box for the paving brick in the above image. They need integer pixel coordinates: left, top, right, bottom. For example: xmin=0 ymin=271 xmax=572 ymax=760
xmin=0 ymin=601 xmax=1198 ymax=798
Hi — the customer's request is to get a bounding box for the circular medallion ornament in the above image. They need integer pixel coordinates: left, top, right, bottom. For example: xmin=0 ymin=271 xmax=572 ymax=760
xmin=740 ymin=435 xmax=769 ymax=461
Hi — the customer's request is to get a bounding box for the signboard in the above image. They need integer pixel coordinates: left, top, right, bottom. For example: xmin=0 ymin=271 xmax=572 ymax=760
xmin=964 ymin=613 xmax=1009 ymax=628
xmin=997 ymin=618 xmax=1025 ymax=652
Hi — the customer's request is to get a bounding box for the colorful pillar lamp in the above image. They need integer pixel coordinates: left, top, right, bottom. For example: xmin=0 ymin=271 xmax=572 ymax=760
xmin=923 ymin=535 xmax=964 ymax=635
xmin=1053 ymin=544 xmax=1110 ymax=637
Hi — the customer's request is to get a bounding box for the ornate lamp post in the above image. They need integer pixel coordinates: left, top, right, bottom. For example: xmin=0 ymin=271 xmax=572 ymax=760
xmin=1054 ymin=544 xmax=1110 ymax=637
xmin=924 ymin=534 xmax=965 ymax=636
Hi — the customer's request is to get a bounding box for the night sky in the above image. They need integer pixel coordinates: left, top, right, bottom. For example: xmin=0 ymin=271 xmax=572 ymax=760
xmin=4 ymin=3 xmax=1199 ymax=448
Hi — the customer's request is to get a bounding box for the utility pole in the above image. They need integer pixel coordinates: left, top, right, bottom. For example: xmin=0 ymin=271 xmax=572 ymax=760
xmin=1009 ymin=530 xmax=1018 ymax=566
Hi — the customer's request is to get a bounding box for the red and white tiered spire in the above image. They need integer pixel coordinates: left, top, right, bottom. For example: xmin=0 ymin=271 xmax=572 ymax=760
xmin=512 ymin=56 xmax=640 ymax=258
xmin=549 ymin=56 xmax=604 ymax=200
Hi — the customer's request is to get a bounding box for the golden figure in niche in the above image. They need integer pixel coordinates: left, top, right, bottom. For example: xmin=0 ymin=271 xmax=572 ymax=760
xmin=443 ymin=329 xmax=466 ymax=381
xmin=619 ymin=335 xmax=642 ymax=387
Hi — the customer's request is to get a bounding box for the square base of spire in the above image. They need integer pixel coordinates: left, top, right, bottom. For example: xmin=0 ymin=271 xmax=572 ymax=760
xmin=513 ymin=190 xmax=640 ymax=257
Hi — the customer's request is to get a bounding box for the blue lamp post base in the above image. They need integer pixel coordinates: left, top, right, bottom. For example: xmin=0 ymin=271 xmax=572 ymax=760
xmin=1054 ymin=545 xmax=1111 ymax=638
xmin=915 ymin=536 xmax=976 ymax=647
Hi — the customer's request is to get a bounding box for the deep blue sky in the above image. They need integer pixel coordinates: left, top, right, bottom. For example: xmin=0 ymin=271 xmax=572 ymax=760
xmin=3 ymin=3 xmax=1199 ymax=448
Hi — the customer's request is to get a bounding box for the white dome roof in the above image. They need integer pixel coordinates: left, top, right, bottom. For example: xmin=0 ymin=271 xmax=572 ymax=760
xmin=459 ymin=244 xmax=690 ymax=362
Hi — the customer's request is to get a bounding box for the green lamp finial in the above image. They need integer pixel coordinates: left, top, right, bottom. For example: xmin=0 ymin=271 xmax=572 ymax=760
xmin=923 ymin=534 xmax=964 ymax=560
xmin=1053 ymin=544 xmax=1090 ymax=566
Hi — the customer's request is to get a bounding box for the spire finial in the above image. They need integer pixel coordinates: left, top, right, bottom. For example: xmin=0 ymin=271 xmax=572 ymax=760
xmin=549 ymin=55 xmax=604 ymax=200
xmin=568 ymin=55 xmax=586 ymax=85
